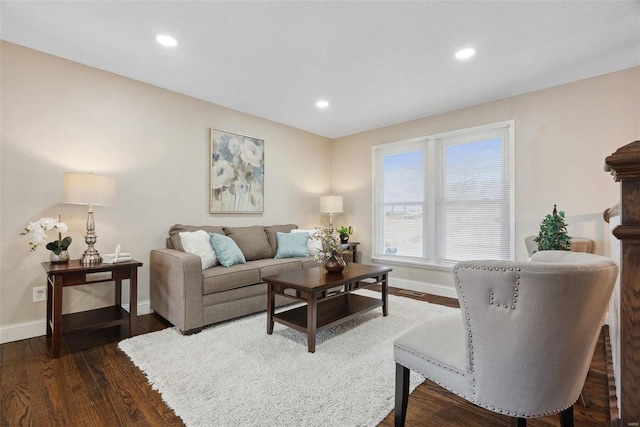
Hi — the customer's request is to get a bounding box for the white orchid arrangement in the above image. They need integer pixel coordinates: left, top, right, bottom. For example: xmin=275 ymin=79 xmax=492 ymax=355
xmin=20 ymin=217 xmax=72 ymax=254
xmin=309 ymin=225 xmax=345 ymax=263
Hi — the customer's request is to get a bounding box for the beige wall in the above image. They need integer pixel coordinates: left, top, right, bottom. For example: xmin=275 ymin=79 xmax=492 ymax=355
xmin=0 ymin=42 xmax=331 ymax=334
xmin=331 ymin=67 xmax=640 ymax=289
xmin=2 ymin=40 xmax=638 ymax=340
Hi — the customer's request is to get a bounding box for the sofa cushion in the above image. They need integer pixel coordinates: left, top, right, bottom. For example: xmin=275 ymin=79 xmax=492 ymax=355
xmin=169 ymin=224 xmax=225 ymax=251
xmin=223 ymin=226 xmax=274 ymax=260
xmin=210 ymin=233 xmax=247 ymax=267
xmin=264 ymin=224 xmax=298 ymax=255
xmin=301 ymin=257 xmax=318 ymax=270
xmin=275 ymin=232 xmax=309 ymax=259
xmin=179 ymin=230 xmax=218 ymax=269
xmin=202 ymin=263 xmax=261 ymax=294
xmin=250 ymin=258 xmax=305 ymax=278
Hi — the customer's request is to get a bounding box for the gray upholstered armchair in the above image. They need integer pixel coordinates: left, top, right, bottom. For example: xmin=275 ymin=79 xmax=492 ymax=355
xmin=394 ymin=251 xmax=618 ymax=426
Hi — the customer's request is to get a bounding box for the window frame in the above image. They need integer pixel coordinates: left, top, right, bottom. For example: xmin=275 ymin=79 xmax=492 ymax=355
xmin=371 ymin=120 xmax=515 ymax=269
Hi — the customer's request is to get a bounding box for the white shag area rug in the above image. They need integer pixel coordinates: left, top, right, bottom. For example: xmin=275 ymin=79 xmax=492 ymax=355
xmin=118 ymin=289 xmax=459 ymax=427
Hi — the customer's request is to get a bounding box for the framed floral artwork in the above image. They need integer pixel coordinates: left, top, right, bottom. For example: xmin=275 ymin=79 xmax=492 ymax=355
xmin=210 ymin=129 xmax=264 ymax=213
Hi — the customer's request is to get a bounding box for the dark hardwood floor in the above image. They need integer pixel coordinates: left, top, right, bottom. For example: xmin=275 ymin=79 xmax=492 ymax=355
xmin=1 ymin=287 xmax=610 ymax=426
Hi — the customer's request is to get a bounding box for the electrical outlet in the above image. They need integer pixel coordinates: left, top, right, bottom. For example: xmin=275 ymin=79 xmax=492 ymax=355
xmin=33 ymin=286 xmax=46 ymax=302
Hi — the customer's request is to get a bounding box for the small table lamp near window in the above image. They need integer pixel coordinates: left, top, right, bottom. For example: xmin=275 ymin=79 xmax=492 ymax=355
xmin=62 ymin=172 xmax=116 ymax=265
xmin=320 ymin=195 xmax=343 ymax=232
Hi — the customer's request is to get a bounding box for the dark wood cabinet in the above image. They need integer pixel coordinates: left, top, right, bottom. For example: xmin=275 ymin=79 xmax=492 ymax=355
xmin=604 ymin=141 xmax=640 ymax=425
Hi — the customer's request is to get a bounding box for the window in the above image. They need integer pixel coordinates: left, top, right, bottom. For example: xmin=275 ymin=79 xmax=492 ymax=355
xmin=372 ymin=121 xmax=514 ymax=267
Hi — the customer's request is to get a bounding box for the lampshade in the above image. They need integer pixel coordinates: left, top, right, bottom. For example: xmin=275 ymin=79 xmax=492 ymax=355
xmin=62 ymin=173 xmax=116 ymax=206
xmin=320 ymin=195 xmax=343 ymax=213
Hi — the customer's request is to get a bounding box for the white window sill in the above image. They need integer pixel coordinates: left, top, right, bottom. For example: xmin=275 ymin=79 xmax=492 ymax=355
xmin=370 ymin=255 xmax=454 ymax=272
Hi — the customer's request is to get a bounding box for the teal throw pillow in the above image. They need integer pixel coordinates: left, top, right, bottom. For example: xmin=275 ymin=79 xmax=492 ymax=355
xmin=209 ymin=233 xmax=246 ymax=267
xmin=274 ymin=231 xmax=309 ymax=259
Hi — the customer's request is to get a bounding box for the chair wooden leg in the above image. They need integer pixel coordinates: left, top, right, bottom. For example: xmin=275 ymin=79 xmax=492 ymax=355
xmin=511 ymin=417 xmax=526 ymax=427
xmin=395 ymin=363 xmax=410 ymax=427
xmin=559 ymin=405 xmax=574 ymax=427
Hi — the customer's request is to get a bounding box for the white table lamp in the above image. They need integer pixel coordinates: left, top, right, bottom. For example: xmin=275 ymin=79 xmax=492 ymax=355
xmin=320 ymin=195 xmax=343 ymax=232
xmin=62 ymin=172 xmax=116 ymax=265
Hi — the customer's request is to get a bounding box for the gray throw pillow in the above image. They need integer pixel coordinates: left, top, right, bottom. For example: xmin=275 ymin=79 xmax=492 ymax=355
xmin=223 ymin=226 xmax=273 ymax=260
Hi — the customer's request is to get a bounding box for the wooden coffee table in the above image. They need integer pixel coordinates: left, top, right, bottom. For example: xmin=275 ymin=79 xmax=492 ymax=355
xmin=264 ymin=263 xmax=392 ymax=352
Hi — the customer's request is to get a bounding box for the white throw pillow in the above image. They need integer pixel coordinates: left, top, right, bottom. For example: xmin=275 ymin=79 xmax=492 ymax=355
xmin=292 ymin=228 xmax=323 ymax=255
xmin=179 ymin=230 xmax=218 ymax=269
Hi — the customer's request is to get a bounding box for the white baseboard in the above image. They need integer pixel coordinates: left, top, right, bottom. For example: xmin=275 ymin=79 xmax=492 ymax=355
xmin=0 ymin=319 xmax=47 ymax=345
xmin=123 ymin=300 xmax=153 ymax=316
xmin=1 ymin=283 xmax=455 ymax=344
xmin=0 ymin=300 xmax=153 ymax=344
xmin=389 ymin=277 xmax=457 ymax=299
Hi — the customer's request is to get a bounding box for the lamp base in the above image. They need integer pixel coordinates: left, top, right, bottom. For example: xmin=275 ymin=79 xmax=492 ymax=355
xmin=81 ymin=206 xmax=102 ymax=265
xmin=80 ymin=249 xmax=103 ymax=265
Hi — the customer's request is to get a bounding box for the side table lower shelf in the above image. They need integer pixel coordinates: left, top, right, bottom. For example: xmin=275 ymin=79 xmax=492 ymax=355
xmin=56 ymin=306 xmax=130 ymax=335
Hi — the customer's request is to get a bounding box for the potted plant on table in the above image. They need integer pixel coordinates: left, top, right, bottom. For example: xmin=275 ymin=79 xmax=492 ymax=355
xmin=337 ymin=226 xmax=353 ymax=244
xmin=533 ymin=204 xmax=571 ymax=252
xmin=20 ymin=216 xmax=73 ymax=263
xmin=310 ymin=226 xmax=347 ymax=273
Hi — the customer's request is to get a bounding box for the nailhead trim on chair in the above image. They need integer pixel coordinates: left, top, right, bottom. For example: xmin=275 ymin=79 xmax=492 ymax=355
xmin=452 ymin=264 xmax=577 ymax=418
xmin=399 ymin=345 xmax=579 ymax=416
xmin=395 ymin=344 xmax=470 ymax=377
xmin=463 ymin=266 xmax=521 ymax=310
xmin=395 ymin=356 xmax=475 ymax=404
xmin=453 ymin=264 xmax=477 ymax=395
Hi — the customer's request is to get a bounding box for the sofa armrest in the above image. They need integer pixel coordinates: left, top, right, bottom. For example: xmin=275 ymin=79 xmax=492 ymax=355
xmin=150 ymin=248 xmax=204 ymax=333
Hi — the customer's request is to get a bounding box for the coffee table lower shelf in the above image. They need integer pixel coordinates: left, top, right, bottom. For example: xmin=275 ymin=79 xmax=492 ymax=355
xmin=273 ymin=293 xmax=382 ymax=333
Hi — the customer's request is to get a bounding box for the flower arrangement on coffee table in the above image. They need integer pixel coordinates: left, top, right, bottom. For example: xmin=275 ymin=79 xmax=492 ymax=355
xmin=309 ymin=225 xmax=346 ymax=273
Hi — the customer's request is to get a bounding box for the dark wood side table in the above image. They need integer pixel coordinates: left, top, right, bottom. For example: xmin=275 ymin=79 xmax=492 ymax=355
xmin=41 ymin=259 xmax=143 ymax=358
xmin=340 ymin=242 xmax=360 ymax=263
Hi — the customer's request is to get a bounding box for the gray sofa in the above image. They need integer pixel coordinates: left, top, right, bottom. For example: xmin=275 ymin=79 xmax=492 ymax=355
xmin=150 ymin=224 xmax=317 ymax=334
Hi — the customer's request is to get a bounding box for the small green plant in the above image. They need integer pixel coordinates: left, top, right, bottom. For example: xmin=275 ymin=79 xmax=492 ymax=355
xmin=46 ymin=234 xmax=73 ymax=255
xmin=534 ymin=205 xmax=571 ymax=252
xmin=337 ymin=226 xmax=353 ymax=242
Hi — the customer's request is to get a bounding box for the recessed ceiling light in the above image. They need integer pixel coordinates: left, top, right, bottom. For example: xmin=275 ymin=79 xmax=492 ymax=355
xmin=316 ymin=100 xmax=330 ymax=109
xmin=455 ymin=47 xmax=476 ymax=60
xmin=156 ymin=34 xmax=178 ymax=47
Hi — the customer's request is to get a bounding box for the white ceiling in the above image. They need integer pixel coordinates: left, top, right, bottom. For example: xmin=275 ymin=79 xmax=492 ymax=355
xmin=1 ymin=1 xmax=639 ymax=139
